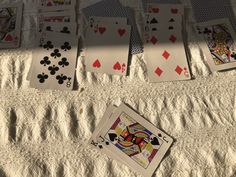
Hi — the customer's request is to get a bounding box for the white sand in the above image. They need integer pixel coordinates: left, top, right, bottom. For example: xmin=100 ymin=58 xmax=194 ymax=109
xmin=0 ymin=0 xmax=236 ymax=177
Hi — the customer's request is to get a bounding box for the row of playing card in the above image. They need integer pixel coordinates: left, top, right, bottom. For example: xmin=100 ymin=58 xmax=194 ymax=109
xmin=89 ymin=103 xmax=173 ymax=177
xmin=27 ymin=0 xmax=79 ymax=90
xmin=142 ymin=3 xmax=191 ymax=82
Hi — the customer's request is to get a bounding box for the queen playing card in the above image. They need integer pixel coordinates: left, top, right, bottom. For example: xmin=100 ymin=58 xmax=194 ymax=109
xmin=0 ymin=2 xmax=23 ymax=49
xmin=29 ymin=32 xmax=78 ymax=90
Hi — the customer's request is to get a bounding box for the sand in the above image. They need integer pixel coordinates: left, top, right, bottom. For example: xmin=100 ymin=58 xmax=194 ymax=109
xmin=0 ymin=0 xmax=236 ymax=177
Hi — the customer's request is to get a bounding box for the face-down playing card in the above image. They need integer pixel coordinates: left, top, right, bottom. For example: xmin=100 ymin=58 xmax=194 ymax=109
xmin=84 ymin=23 xmax=131 ymax=76
xmin=0 ymin=2 xmax=23 ymax=49
xmin=29 ymin=32 xmax=78 ymax=90
xmin=196 ymin=18 xmax=236 ymax=71
xmin=97 ymin=103 xmax=173 ymax=177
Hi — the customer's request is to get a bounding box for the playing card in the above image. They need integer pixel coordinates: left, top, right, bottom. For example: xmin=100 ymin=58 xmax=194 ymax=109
xmin=142 ymin=0 xmax=181 ymax=12
xmin=97 ymin=103 xmax=173 ymax=177
xmin=143 ymin=13 xmax=182 ymax=41
xmin=29 ymin=32 xmax=78 ymax=90
xmin=84 ymin=23 xmax=131 ymax=76
xmin=0 ymin=2 xmax=23 ymax=49
xmin=38 ymin=0 xmax=76 ymax=11
xmin=87 ymin=16 xmax=127 ymax=31
xmin=82 ymin=0 xmax=143 ymax=55
xmin=195 ymin=18 xmax=236 ymax=71
xmin=145 ymin=26 xmax=191 ymax=82
xmin=38 ymin=11 xmax=76 ymax=25
xmin=146 ymin=3 xmax=184 ymax=15
xmin=27 ymin=22 xmax=77 ymax=81
xmin=38 ymin=22 xmax=77 ymax=34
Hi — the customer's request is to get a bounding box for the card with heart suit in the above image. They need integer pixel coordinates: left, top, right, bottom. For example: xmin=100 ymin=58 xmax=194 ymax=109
xmin=29 ymin=32 xmax=78 ymax=90
xmin=38 ymin=0 xmax=76 ymax=11
xmin=96 ymin=103 xmax=173 ymax=177
xmin=84 ymin=23 xmax=131 ymax=76
xmin=145 ymin=26 xmax=191 ymax=82
xmin=195 ymin=18 xmax=236 ymax=71
xmin=146 ymin=3 xmax=184 ymax=15
xmin=82 ymin=0 xmax=143 ymax=55
xmin=87 ymin=16 xmax=127 ymax=31
xmin=0 ymin=2 xmax=23 ymax=49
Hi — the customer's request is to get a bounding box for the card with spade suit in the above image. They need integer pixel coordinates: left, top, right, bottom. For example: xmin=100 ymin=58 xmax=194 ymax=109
xmin=95 ymin=103 xmax=173 ymax=177
xmin=84 ymin=22 xmax=131 ymax=76
xmin=195 ymin=18 xmax=236 ymax=71
xmin=29 ymin=32 xmax=78 ymax=90
xmin=0 ymin=2 xmax=23 ymax=49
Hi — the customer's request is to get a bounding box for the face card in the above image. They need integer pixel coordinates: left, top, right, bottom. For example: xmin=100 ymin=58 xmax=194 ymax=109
xmin=196 ymin=19 xmax=236 ymax=71
xmin=145 ymin=27 xmax=191 ymax=82
xmin=29 ymin=32 xmax=78 ymax=90
xmin=0 ymin=2 xmax=23 ymax=49
xmin=82 ymin=0 xmax=143 ymax=55
xmin=97 ymin=103 xmax=173 ymax=177
xmin=84 ymin=23 xmax=131 ymax=76
xmin=38 ymin=0 xmax=76 ymax=11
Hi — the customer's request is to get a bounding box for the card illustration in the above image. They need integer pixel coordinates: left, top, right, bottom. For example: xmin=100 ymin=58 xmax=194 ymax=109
xmin=0 ymin=2 xmax=23 ymax=48
xmin=104 ymin=112 xmax=164 ymax=169
xmin=197 ymin=23 xmax=236 ymax=65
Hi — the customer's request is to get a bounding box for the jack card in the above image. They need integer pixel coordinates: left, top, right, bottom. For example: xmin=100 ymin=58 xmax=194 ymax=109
xmin=195 ymin=18 xmax=236 ymax=71
xmin=29 ymin=32 xmax=78 ymax=90
xmin=84 ymin=23 xmax=131 ymax=76
xmin=97 ymin=103 xmax=173 ymax=177
xmin=0 ymin=2 xmax=23 ymax=49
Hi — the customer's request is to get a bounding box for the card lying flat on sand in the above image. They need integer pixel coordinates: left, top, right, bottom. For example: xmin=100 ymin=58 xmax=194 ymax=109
xmin=90 ymin=103 xmax=173 ymax=177
xmin=0 ymin=2 xmax=23 ymax=49
xmin=29 ymin=32 xmax=78 ymax=90
xmin=196 ymin=18 xmax=236 ymax=71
